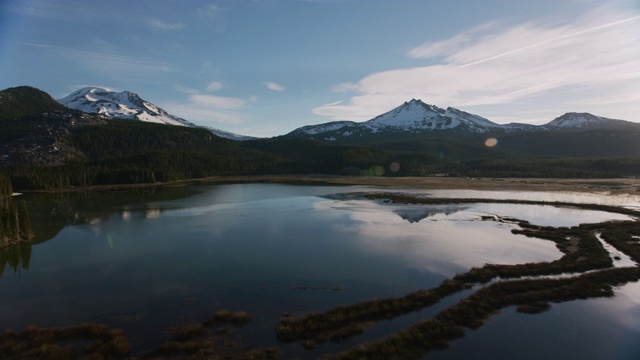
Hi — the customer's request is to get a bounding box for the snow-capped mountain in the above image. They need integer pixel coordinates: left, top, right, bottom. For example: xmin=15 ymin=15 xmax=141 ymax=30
xmin=57 ymin=87 xmax=256 ymax=141
xmin=366 ymin=99 xmax=502 ymax=132
xmin=288 ymin=99 xmax=637 ymax=142
xmin=288 ymin=99 xmax=508 ymax=141
xmin=546 ymin=112 xmax=619 ymax=128
xmin=291 ymin=120 xmax=356 ymax=136
xmin=58 ymin=87 xmax=195 ymax=126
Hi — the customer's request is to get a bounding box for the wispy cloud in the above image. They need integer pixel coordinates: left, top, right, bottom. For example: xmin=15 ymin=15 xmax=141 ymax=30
xmin=146 ymin=18 xmax=184 ymax=31
xmin=175 ymin=85 xmax=200 ymax=95
xmin=264 ymin=81 xmax=285 ymax=92
xmin=190 ymin=94 xmax=246 ymax=109
xmin=196 ymin=3 xmax=226 ymax=31
xmin=162 ymin=102 xmax=245 ymax=125
xmin=197 ymin=4 xmax=219 ymax=19
xmin=70 ymin=84 xmax=115 ymax=91
xmin=407 ymin=24 xmax=490 ymax=60
xmin=314 ymin=5 xmax=640 ymax=124
xmin=206 ymin=81 xmax=223 ymax=92
xmin=163 ymin=87 xmax=250 ymax=125
xmin=22 ymin=42 xmax=175 ymax=74
xmin=8 ymin=0 xmax=94 ymax=22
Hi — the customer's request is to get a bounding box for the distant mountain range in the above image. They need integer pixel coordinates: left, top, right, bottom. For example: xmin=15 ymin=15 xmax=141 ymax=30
xmin=286 ymin=99 xmax=639 ymax=142
xmin=49 ymin=87 xmax=640 ymax=142
xmin=2 ymin=85 xmax=640 ymax=184
xmin=57 ymin=87 xmax=256 ymax=141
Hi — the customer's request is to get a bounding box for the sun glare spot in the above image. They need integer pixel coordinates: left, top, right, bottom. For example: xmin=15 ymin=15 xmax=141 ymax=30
xmin=484 ymin=138 xmax=498 ymax=147
xmin=365 ymin=165 xmax=385 ymax=176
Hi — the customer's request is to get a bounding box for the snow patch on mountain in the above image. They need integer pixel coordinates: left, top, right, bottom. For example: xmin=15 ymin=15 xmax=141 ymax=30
xmin=366 ymin=99 xmax=447 ymax=130
xmin=58 ymin=87 xmax=196 ymax=127
xmin=290 ymin=121 xmax=356 ymax=136
xmin=288 ymin=98 xmax=638 ymax=142
xmin=57 ymin=87 xmax=257 ymax=140
xmin=205 ymin=127 xmax=257 ymax=141
xmin=288 ymin=99 xmax=505 ymax=140
xmin=546 ymin=113 xmax=610 ymax=128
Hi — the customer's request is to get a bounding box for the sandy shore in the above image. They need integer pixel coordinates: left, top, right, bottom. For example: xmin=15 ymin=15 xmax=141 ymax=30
xmin=304 ymin=176 xmax=640 ymax=195
xmin=187 ymin=175 xmax=640 ymax=196
xmin=27 ymin=175 xmax=640 ymax=196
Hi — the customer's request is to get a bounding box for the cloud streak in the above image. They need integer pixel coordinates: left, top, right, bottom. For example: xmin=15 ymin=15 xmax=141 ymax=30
xmin=206 ymin=81 xmax=223 ymax=92
xmin=164 ymin=85 xmax=251 ymax=125
xmin=190 ymin=94 xmax=246 ymax=109
xmin=146 ymin=18 xmax=185 ymax=31
xmin=314 ymin=6 xmax=640 ymax=124
xmin=264 ymin=81 xmax=285 ymax=92
xmin=454 ymin=15 xmax=640 ymax=69
xmin=22 ymin=42 xmax=175 ymax=74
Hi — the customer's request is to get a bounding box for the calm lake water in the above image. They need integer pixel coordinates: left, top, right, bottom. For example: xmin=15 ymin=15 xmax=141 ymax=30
xmin=1 ymin=183 xmax=639 ymax=358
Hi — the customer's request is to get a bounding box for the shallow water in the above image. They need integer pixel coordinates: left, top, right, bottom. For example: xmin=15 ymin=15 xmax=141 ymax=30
xmin=1 ymin=183 xmax=639 ymax=358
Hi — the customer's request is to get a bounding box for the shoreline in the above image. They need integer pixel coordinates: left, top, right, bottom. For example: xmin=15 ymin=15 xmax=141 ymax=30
xmin=21 ymin=175 xmax=640 ymax=196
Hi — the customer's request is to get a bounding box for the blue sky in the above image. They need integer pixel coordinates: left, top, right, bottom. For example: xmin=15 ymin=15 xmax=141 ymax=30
xmin=1 ymin=0 xmax=639 ymax=137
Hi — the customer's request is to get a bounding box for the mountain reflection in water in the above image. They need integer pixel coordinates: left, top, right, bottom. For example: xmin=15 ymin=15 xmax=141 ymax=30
xmin=0 ymin=184 xmax=639 ymax=359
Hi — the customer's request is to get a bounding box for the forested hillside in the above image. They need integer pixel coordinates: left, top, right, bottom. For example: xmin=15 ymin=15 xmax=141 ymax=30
xmin=6 ymin=120 xmax=285 ymax=190
xmin=2 ymin=86 xmax=640 ymax=192
xmin=0 ymin=86 xmax=67 ymax=120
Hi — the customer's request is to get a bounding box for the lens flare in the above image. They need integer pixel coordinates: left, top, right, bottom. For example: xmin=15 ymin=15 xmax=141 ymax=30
xmin=484 ymin=138 xmax=498 ymax=147
xmin=389 ymin=162 xmax=400 ymax=172
xmin=365 ymin=165 xmax=385 ymax=176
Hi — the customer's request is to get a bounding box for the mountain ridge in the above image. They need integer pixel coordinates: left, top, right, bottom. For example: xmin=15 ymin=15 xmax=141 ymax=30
xmin=58 ymin=87 xmax=196 ymax=127
xmin=58 ymin=87 xmax=256 ymax=141
xmin=287 ymin=99 xmax=638 ymax=142
xmin=0 ymin=86 xmax=68 ymax=120
xmin=2 ymin=85 xmax=640 ymax=184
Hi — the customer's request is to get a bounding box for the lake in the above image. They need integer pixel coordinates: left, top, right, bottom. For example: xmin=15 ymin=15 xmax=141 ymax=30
xmin=1 ymin=183 xmax=639 ymax=359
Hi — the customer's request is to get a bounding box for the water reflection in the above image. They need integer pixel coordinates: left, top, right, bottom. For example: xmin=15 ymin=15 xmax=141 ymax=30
xmin=596 ymin=234 xmax=638 ymax=268
xmin=22 ymin=186 xmax=199 ymax=244
xmin=2 ymin=184 xmax=639 ymax=358
xmin=394 ymin=205 xmax=466 ymax=223
xmin=466 ymin=203 xmax=633 ymax=227
xmin=0 ymin=242 xmax=31 ymax=277
xmin=417 ymin=189 xmax=640 ymax=208
xmin=315 ymin=199 xmax=563 ymax=277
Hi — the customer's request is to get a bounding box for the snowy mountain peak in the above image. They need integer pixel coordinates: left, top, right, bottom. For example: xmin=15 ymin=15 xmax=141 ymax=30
xmin=546 ymin=112 xmax=610 ymax=128
xmin=366 ymin=99 xmax=444 ymax=129
xmin=57 ymin=87 xmax=257 ymax=140
xmin=364 ymin=99 xmax=501 ymax=133
xmin=58 ymin=87 xmax=195 ymax=127
xmin=287 ymin=99 xmax=507 ymax=141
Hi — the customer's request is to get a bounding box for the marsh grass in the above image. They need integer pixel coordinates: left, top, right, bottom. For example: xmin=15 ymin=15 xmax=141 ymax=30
xmin=322 ymin=267 xmax=640 ymax=360
xmin=136 ymin=309 xmax=279 ymax=359
xmin=3 ymin=192 xmax=639 ymax=359
xmin=0 ymin=310 xmax=277 ymax=360
xmin=0 ymin=323 xmax=131 ymax=359
xmin=277 ymin=193 xmax=640 ymax=359
xmin=204 ymin=309 xmax=252 ymax=326
xmin=276 ymin=220 xmax=617 ymax=345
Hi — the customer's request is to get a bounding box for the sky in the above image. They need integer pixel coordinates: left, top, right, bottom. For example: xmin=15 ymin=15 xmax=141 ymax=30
xmin=1 ymin=0 xmax=639 ymax=137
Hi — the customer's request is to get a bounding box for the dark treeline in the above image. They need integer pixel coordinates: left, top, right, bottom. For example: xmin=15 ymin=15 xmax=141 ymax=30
xmin=5 ymin=120 xmax=287 ymax=190
xmin=0 ymin=172 xmax=33 ymax=276
xmin=0 ymin=172 xmax=33 ymax=248
xmin=245 ymin=135 xmax=640 ymax=178
xmin=3 ymin=119 xmax=640 ymax=191
xmin=442 ymin=157 xmax=640 ymax=178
